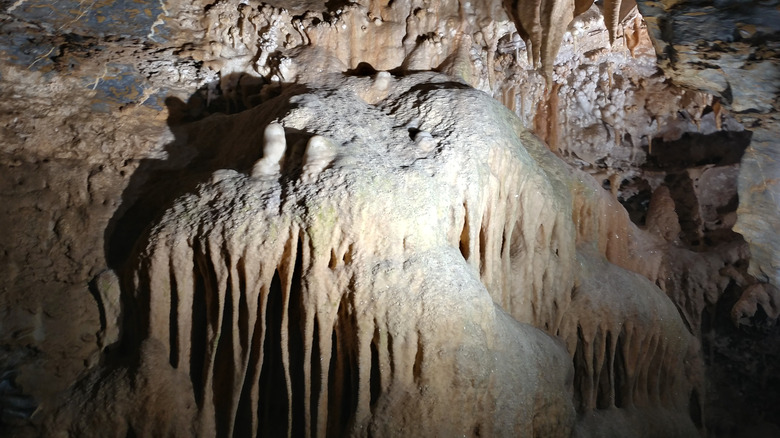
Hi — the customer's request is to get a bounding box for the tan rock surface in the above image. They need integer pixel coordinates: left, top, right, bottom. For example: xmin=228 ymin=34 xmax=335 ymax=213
xmin=120 ymin=72 xmax=580 ymax=436
xmin=0 ymin=0 xmax=776 ymax=435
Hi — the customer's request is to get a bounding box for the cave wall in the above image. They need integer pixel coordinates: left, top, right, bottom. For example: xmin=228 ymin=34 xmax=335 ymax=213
xmin=635 ymin=0 xmax=780 ymax=290
xmin=0 ymin=0 xmax=778 ymax=436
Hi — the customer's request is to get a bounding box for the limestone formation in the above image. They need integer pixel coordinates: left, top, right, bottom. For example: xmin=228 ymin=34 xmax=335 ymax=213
xmin=251 ymin=122 xmax=287 ymax=178
xmin=43 ymin=340 xmax=198 ymax=438
xmin=0 ymin=0 xmax=778 ymax=435
xmin=564 ymin=250 xmax=701 ymax=438
xmin=732 ymin=283 xmax=780 ymax=329
xmin=126 ymin=73 xmax=581 ymax=436
xmin=301 ymin=135 xmax=336 ymax=183
xmin=504 ymin=0 xmax=637 ymax=79
xmin=99 ymin=72 xmax=697 ymax=436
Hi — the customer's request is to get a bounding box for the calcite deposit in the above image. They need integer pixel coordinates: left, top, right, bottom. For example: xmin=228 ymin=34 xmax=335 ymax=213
xmin=47 ymin=71 xmax=697 ymax=437
xmin=0 ymin=0 xmax=778 ymax=436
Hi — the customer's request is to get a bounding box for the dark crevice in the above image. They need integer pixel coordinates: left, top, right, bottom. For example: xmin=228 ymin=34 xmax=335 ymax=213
xmin=310 ymin=317 xmax=322 ymax=438
xmin=328 ymin=292 xmax=357 ymax=436
xmin=572 ymin=324 xmax=586 ymax=412
xmin=509 ymin=223 xmax=524 ymax=259
xmin=459 ymin=205 xmax=470 ymax=261
xmin=369 ymin=328 xmax=381 ymax=411
xmin=343 ymin=244 xmax=354 ymax=265
xmin=644 ymin=130 xmax=752 ymax=170
xmin=168 ymin=258 xmax=179 ymax=368
xmin=413 ymin=335 xmax=424 ymax=383
xmin=614 ymin=331 xmax=626 ymax=409
xmin=190 ymin=242 xmax=208 ymax=410
xmin=690 ymin=388 xmax=703 ymax=429
xmin=288 ymin=236 xmax=307 ymax=438
xmin=259 ymin=269 xmax=288 ymax=436
xmin=479 ymin=223 xmax=487 ymax=275
xmin=596 ymin=330 xmax=612 ymax=410
xmin=326 ymin=327 xmax=342 ymax=436
xmin=617 ymin=177 xmax=652 ymax=226
xmin=665 ymin=172 xmax=702 ymax=247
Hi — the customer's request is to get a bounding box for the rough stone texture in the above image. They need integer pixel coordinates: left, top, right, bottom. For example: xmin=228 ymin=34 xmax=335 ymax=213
xmin=42 ymin=339 xmax=198 ymax=438
xmin=636 ymin=0 xmax=779 ymax=114
xmin=635 ymin=0 xmax=780 ymax=288
xmin=735 ymin=120 xmax=780 ymax=286
xmin=109 ymin=72 xmax=695 ymax=436
xmin=564 ymin=249 xmax=701 ymax=438
xmin=0 ymin=0 xmax=778 ymax=436
xmin=631 ymin=2 xmax=780 ymax=434
xmin=130 ymin=72 xmax=572 ymax=435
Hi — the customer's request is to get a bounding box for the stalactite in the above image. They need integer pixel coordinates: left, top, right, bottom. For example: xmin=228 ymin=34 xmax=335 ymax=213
xmin=560 ymin=250 xmax=700 ymax=436
xmin=533 ymin=83 xmax=561 ymax=153
xmin=603 ymin=0 xmax=623 ymax=44
xmin=570 ymin=166 xmax=667 ymax=284
xmin=624 ymin=14 xmax=643 ymax=56
xmin=505 ymin=0 xmax=638 ymax=80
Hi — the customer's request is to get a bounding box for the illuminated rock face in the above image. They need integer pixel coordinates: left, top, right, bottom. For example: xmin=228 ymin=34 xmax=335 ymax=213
xmin=98 ymin=72 xmax=696 ymax=437
xmin=0 ymin=0 xmax=777 ymax=436
xmin=127 ymin=73 xmax=579 ymax=436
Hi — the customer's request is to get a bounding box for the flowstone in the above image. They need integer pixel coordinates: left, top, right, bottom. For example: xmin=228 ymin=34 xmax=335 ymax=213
xmin=46 ymin=72 xmax=699 ymax=437
xmin=127 ymin=72 xmax=578 ymax=437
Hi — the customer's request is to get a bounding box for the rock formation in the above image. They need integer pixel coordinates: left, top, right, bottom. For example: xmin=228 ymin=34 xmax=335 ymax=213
xmin=125 ymin=74 xmax=582 ymax=436
xmin=0 ymin=0 xmax=777 ymax=436
xmin=635 ymin=0 xmax=780 ymax=288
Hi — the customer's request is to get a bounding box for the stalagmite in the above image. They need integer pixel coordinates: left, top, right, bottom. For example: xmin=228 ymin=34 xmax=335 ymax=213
xmin=645 ymin=185 xmax=681 ymax=243
xmin=301 ymin=135 xmax=336 ymax=183
xmin=251 ymin=122 xmax=287 ymax=178
xmin=413 ymin=131 xmax=437 ymax=152
xmin=373 ymin=71 xmax=392 ymax=91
